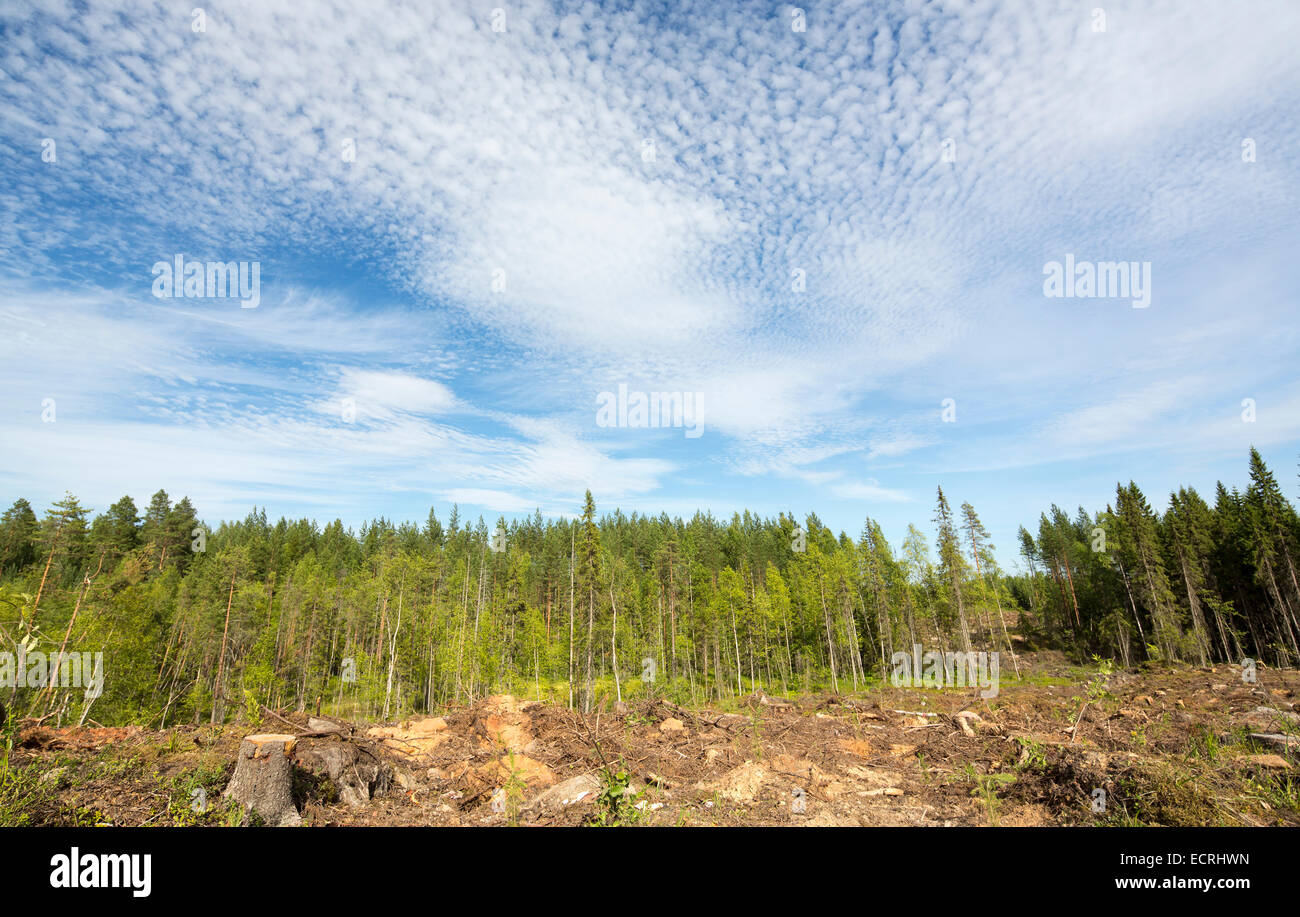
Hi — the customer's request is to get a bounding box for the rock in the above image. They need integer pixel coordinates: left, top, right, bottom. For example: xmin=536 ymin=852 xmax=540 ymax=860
xmin=659 ymin=717 xmax=686 ymax=734
xmin=1249 ymin=732 xmax=1300 ymax=752
xmin=527 ymin=773 xmax=602 ymax=814
xmin=307 ymin=717 xmax=347 ymax=735
xmin=1242 ymin=753 xmax=1292 ymax=770
xmin=614 ymin=701 xmax=630 ymax=716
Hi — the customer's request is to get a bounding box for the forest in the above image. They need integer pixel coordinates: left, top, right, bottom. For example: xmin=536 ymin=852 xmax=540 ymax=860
xmin=2 ymin=447 xmax=1297 ymax=728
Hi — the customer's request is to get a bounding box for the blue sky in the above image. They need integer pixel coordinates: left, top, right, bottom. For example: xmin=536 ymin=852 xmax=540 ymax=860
xmin=2 ymin=0 xmax=1299 ymax=565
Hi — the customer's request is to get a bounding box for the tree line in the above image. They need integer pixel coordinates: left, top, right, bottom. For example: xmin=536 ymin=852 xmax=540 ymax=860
xmin=0 ymin=448 xmax=1295 ymax=726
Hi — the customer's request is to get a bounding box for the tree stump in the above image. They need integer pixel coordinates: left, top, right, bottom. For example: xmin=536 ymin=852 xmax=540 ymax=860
xmin=294 ymin=738 xmax=391 ymax=808
xmin=224 ymin=734 xmax=301 ymax=826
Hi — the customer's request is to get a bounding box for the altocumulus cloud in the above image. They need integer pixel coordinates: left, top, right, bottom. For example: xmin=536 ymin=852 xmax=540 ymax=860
xmin=1 ymin=0 xmax=1298 ymax=551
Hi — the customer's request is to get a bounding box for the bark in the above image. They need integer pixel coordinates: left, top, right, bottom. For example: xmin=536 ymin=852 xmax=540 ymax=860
xmin=224 ymin=734 xmax=301 ymax=826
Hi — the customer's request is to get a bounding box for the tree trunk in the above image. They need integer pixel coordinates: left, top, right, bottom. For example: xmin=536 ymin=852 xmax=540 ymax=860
xmin=211 ymin=568 xmax=238 ymax=725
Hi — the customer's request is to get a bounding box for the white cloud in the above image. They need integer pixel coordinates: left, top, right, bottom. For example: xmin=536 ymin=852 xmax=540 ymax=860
xmin=867 ymin=435 xmax=933 ymax=461
xmin=334 ymin=368 xmax=459 ymax=418
xmin=439 ymin=489 xmax=537 ymax=514
xmin=832 ymin=479 xmax=912 ymax=503
xmin=1 ymin=0 xmax=1298 ymax=536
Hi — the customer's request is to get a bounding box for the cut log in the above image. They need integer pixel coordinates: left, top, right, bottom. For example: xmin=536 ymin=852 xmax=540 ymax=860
xmin=224 ymin=734 xmax=301 ymax=826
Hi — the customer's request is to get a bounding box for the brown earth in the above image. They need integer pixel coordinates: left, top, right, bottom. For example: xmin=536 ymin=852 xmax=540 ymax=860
xmin=8 ymin=653 xmax=1299 ymax=827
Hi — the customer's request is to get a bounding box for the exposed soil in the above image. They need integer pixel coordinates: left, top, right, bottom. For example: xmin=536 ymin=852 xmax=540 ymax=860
xmin=9 ymin=653 xmax=1299 ymax=827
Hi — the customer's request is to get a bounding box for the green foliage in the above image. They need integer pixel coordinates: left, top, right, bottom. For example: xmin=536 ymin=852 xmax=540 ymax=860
xmin=0 ymin=762 xmax=55 ymax=826
xmin=1014 ymin=736 xmax=1048 ymax=772
xmin=955 ymin=764 xmax=1015 ymax=826
xmin=0 ymin=448 xmax=1294 ymax=727
xmin=589 ymin=764 xmax=641 ymax=827
xmin=165 ymin=761 xmax=235 ymax=826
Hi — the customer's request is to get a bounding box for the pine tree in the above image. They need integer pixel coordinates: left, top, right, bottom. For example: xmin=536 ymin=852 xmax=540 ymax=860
xmin=1115 ymin=482 xmax=1183 ymax=662
xmin=94 ymin=495 xmax=140 ymax=559
xmin=423 ymin=507 xmax=443 ymax=548
xmin=141 ymin=489 xmax=171 ymax=551
xmin=960 ymin=501 xmax=1018 ymax=675
xmin=578 ymin=490 xmax=601 ymax=711
xmin=0 ymin=498 xmax=39 ymax=575
xmin=1246 ymin=447 xmax=1300 ymax=658
xmin=35 ymin=492 xmax=91 ymax=610
xmin=1165 ymin=488 xmax=1216 ymax=664
xmin=934 ymin=487 xmax=972 ymax=654
xmin=162 ymin=497 xmax=199 ymax=573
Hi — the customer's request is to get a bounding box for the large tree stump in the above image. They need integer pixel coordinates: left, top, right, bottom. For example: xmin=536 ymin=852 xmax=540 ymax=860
xmin=225 ymin=734 xmax=301 ymax=826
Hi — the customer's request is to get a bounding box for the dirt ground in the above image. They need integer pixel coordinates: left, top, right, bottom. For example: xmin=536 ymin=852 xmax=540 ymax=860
xmin=9 ymin=652 xmax=1300 ymax=827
